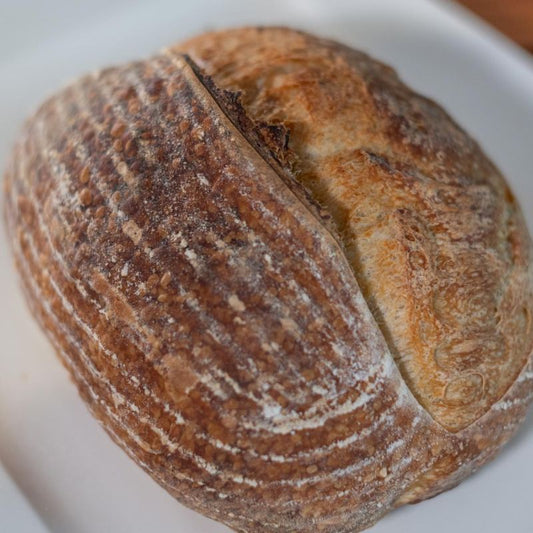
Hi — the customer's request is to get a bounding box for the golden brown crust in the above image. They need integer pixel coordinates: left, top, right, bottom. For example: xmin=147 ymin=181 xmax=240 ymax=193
xmin=178 ymin=26 xmax=533 ymax=433
xmin=4 ymin=27 xmax=533 ymax=532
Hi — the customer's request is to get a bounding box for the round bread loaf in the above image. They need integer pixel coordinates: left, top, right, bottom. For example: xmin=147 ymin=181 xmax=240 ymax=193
xmin=4 ymin=27 xmax=533 ymax=533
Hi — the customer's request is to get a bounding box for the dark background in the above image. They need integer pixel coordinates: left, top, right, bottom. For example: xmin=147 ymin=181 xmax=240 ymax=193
xmin=457 ymin=0 xmax=533 ymax=53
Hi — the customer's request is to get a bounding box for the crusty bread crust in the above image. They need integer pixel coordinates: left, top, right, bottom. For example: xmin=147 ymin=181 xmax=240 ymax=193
xmin=4 ymin=27 xmax=533 ymax=532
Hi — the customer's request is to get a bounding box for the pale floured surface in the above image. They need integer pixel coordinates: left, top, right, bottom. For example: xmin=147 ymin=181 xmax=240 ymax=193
xmin=5 ymin=53 xmax=434 ymax=531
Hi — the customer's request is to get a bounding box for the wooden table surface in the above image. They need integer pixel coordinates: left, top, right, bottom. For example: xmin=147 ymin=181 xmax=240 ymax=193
xmin=457 ymin=0 xmax=533 ymax=53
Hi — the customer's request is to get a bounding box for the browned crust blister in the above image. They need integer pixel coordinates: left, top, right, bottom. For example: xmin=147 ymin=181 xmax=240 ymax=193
xmin=4 ymin=27 xmax=533 ymax=532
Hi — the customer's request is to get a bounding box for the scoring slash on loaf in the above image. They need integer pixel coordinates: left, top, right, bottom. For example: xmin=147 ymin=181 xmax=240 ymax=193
xmin=3 ymin=27 xmax=533 ymax=533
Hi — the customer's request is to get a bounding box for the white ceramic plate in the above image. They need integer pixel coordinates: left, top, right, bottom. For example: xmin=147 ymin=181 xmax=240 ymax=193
xmin=1 ymin=1 xmax=532 ymax=532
